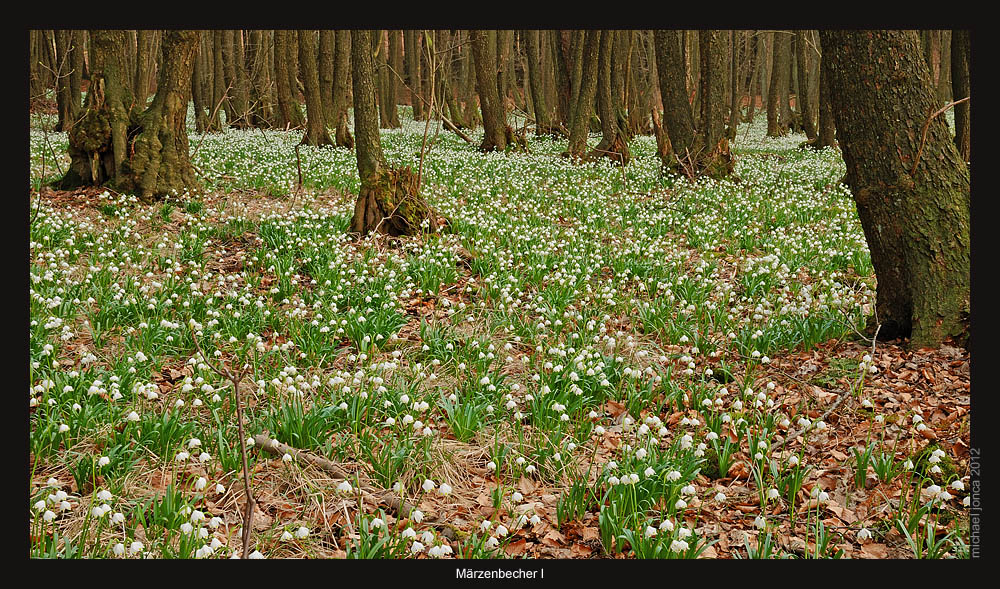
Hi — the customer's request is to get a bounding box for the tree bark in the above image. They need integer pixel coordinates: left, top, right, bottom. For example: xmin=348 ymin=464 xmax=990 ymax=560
xmin=654 ymin=30 xmax=696 ymax=168
xmin=795 ymin=30 xmax=817 ymax=142
xmin=191 ymin=37 xmax=210 ymax=133
xmin=821 ymin=30 xmax=969 ymax=348
xmin=767 ymin=31 xmax=790 ymax=137
xmin=386 ymin=30 xmax=402 ymax=127
xmin=524 ymin=29 xmax=559 ymax=136
xmin=349 ymin=30 xmax=437 ymax=237
xmin=693 ymin=30 xmax=734 ymax=177
xmin=298 ymin=30 xmax=333 ymax=146
xmin=58 ymin=30 xmax=200 ymax=202
xmin=814 ymin=40 xmax=836 ymax=149
xmin=565 ymin=30 xmax=601 ymax=159
xmin=591 ymin=30 xmax=630 ymax=165
xmin=472 ymin=29 xmax=522 ymax=153
xmin=274 ymin=30 xmax=305 ymax=129
xmin=319 ymin=30 xmax=336 ymax=128
xmin=404 ymin=30 xmax=423 ymax=119
xmin=951 ymin=30 xmax=970 ymax=163
xmin=332 ymin=30 xmax=354 ymax=148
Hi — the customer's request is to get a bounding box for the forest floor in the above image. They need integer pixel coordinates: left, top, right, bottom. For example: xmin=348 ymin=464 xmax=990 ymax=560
xmin=29 ymin=108 xmax=970 ymax=559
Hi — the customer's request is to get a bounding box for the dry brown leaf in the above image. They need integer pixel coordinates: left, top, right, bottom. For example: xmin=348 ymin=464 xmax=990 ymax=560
xmin=859 ymin=543 xmax=889 ymax=559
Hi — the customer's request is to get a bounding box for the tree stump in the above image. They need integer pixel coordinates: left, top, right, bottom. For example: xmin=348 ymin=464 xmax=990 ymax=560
xmin=349 ymin=167 xmax=439 ymax=236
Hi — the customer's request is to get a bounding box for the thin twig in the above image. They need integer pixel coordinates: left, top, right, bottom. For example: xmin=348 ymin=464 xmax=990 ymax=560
xmin=910 ymin=96 xmax=969 ymax=176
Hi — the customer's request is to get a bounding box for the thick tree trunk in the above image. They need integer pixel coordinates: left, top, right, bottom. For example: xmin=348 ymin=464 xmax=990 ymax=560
xmin=210 ymin=31 xmax=227 ymax=129
xmin=565 ymin=30 xmax=601 ymax=159
xmin=821 ymin=30 xmax=969 ymax=348
xmin=58 ymin=30 xmax=200 ymax=202
xmin=298 ymin=30 xmax=333 ymax=146
xmin=349 ymin=30 xmax=437 ymax=237
xmin=951 ymin=30 xmax=970 ymax=163
xmin=654 ymin=30 xmax=696 ymax=168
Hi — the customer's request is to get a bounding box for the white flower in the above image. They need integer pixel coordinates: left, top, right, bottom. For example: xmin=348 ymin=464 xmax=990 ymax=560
xmin=181 ymin=522 xmax=194 ymax=534
xmin=98 ymin=456 xmax=110 ymax=467
xmin=175 ymin=451 xmax=190 ymax=462
xmin=281 ymin=530 xmax=294 ymax=541
xmin=411 ymin=509 xmax=424 ymax=523
xmin=295 ymin=526 xmax=309 ymax=539
xmin=336 ymin=481 xmax=352 ymax=494
xmin=422 ymin=479 xmax=436 ymax=492
xmin=402 ymin=527 xmax=416 ymax=539
xmin=857 ymin=528 xmax=872 ymax=542
xmin=645 ymin=525 xmax=657 ymax=538
xmin=714 ymin=492 xmax=726 ymax=502
xmin=97 ymin=489 xmax=113 ymax=501
xmin=754 ymin=516 xmax=766 ymax=529
xmin=130 ymin=541 xmax=144 ymax=554
xmin=248 ymin=550 xmax=265 ymax=559
xmin=659 ymin=519 xmax=674 ymax=532
xmin=439 ymin=482 xmax=453 ymax=495
xmin=113 ymin=543 xmax=126 ymax=556
xmin=282 ymin=453 xmax=293 ymax=463
xmin=675 ymin=498 xmax=688 ymax=510
xmin=768 ymin=488 xmax=780 ymax=500
xmin=195 ymin=477 xmax=207 ymax=491
xmin=370 ymin=518 xmax=385 ymax=529
xmin=644 ymin=467 xmax=656 ymax=478
xmin=496 ymin=525 xmax=508 ymax=537
xmin=42 ymin=510 xmax=55 ymax=522
xmin=215 ymin=484 xmax=226 ymax=494
xmin=951 ymin=480 xmax=965 ymax=491
xmin=670 ymin=539 xmax=689 ymax=552
xmin=58 ymin=424 xmax=70 ymax=433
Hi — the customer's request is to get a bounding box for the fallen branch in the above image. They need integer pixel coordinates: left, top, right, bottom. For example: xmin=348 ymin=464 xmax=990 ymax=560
xmin=253 ymin=432 xmax=458 ymax=540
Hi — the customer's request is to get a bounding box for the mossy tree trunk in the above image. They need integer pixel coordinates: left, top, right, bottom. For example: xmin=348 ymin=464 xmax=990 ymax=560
xmin=298 ymin=30 xmax=334 ymax=146
xmin=58 ymin=30 xmax=200 ymax=202
xmin=821 ymin=30 xmax=969 ymax=348
xmin=349 ymin=30 xmax=438 ymax=237
xmin=951 ymin=30 xmax=970 ymax=163
xmin=654 ymin=30 xmax=696 ymax=169
xmin=57 ymin=30 xmax=134 ymax=189
xmin=332 ymin=30 xmax=354 ymax=149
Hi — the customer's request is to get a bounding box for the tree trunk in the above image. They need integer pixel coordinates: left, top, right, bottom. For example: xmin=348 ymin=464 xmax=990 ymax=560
xmin=274 ymin=30 xmax=304 ymax=129
xmin=191 ymin=38 xmax=210 ymax=133
xmin=814 ymin=40 xmax=836 ymax=149
xmin=951 ymin=30 xmax=970 ymax=163
xmin=590 ymin=30 xmax=630 ymax=165
xmin=821 ymin=30 xmax=969 ymax=348
xmin=246 ymin=30 xmax=274 ymax=128
xmin=218 ymin=30 xmax=236 ymax=126
xmin=210 ymin=31 xmax=227 ymax=129
xmin=550 ymin=30 xmax=572 ymax=129
xmin=524 ymin=29 xmax=558 ymax=136
xmin=349 ymin=30 xmax=438 ymax=237
xmin=654 ymin=30 xmax=696 ymax=168
xmin=298 ymin=30 xmax=333 ymax=146
xmin=231 ymin=30 xmax=250 ymax=128
xmin=693 ymin=30 xmax=734 ymax=178
xmin=404 ymin=30 xmax=423 ymax=119
xmin=319 ymin=30 xmax=336 ymax=128
xmin=937 ymin=30 xmax=953 ymax=104
xmin=795 ymin=30 xmax=817 ymax=142
xmin=332 ymin=30 xmax=354 ymax=149
xmin=767 ymin=31 xmax=790 ymax=137
xmin=472 ymin=29 xmax=516 ymax=152
xmin=58 ymin=30 xmax=200 ymax=202
xmin=386 ymin=30 xmax=402 ymax=127
xmin=565 ymin=30 xmax=601 ymax=159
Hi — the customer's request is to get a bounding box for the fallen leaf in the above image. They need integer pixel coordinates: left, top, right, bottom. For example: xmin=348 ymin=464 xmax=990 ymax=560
xmin=859 ymin=543 xmax=888 ymax=559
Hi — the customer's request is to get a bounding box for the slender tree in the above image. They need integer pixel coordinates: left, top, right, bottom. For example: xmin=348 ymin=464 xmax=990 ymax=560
xmin=795 ymin=30 xmax=817 ymax=141
xmin=331 ymin=30 xmax=354 ymax=149
xmin=564 ymin=30 xmax=601 ymax=159
xmin=767 ymin=31 xmax=790 ymax=137
xmin=298 ymin=30 xmax=334 ymax=146
xmin=471 ymin=29 xmax=525 ymax=152
xmin=591 ymin=30 xmax=630 ymax=164
xmin=274 ymin=30 xmax=305 ymax=128
xmin=821 ymin=30 xmax=969 ymax=348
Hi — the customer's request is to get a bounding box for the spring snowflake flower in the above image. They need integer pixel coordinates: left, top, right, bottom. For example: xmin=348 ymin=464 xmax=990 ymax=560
xmin=422 ymin=479 xmax=436 ymax=492
xmin=411 ymin=509 xmax=424 ymax=523
xmin=714 ymin=492 xmax=726 ymax=502
xmin=43 ymin=510 xmax=56 ymax=522
xmin=754 ymin=516 xmax=766 ymax=529
xmin=97 ymin=489 xmax=112 ymax=501
xmin=439 ymin=483 xmax=452 ymax=495
xmin=857 ymin=528 xmax=872 ymax=542
xmin=130 ymin=541 xmax=144 ymax=554
xmin=295 ymin=526 xmax=309 ymax=539
xmin=336 ymin=481 xmax=352 ymax=494
xmin=113 ymin=543 xmax=126 ymax=556
xmin=670 ymin=539 xmax=689 ymax=552
xmin=58 ymin=424 xmax=70 ymax=433
xmin=195 ymin=477 xmax=208 ymax=491
xmin=98 ymin=456 xmax=110 ymax=467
